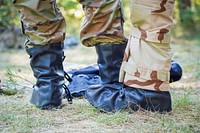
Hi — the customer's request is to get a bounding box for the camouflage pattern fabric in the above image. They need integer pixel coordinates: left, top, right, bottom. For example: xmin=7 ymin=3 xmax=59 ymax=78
xmin=14 ymin=0 xmax=126 ymax=47
xmin=119 ymin=0 xmax=175 ymax=91
xmin=13 ymin=0 xmax=173 ymax=92
xmin=78 ymin=0 xmax=127 ymax=46
xmin=13 ymin=0 xmax=66 ymax=47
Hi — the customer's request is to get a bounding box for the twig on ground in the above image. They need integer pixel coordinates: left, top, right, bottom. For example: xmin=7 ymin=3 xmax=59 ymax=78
xmin=12 ymin=74 xmax=34 ymax=85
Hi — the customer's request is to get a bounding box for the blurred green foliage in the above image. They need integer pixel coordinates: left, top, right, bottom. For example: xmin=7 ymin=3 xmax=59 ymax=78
xmin=0 ymin=0 xmax=20 ymax=31
xmin=0 ymin=0 xmax=199 ymax=38
xmin=172 ymin=0 xmax=200 ymax=38
xmin=57 ymin=0 xmax=84 ymax=36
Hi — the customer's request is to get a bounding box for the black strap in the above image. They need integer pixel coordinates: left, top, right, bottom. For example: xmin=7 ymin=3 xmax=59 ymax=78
xmin=63 ymin=84 xmax=73 ymax=104
xmin=62 ymin=54 xmax=73 ymax=104
xmin=64 ymin=71 xmax=72 ymax=82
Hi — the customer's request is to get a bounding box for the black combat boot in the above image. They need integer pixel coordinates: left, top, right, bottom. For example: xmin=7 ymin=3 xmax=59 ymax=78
xmin=85 ymin=43 xmax=181 ymax=113
xmin=26 ymin=42 xmax=65 ymax=109
xmin=124 ymin=87 xmax=172 ymax=112
xmin=85 ymin=43 xmax=128 ymax=112
xmin=124 ymin=60 xmax=182 ymax=113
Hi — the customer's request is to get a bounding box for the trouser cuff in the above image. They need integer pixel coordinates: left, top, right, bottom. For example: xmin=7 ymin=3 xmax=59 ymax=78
xmin=119 ymin=37 xmax=171 ymax=91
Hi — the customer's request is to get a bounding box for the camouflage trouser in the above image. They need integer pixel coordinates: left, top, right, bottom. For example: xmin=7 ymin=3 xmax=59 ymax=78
xmin=14 ymin=0 xmax=174 ymax=91
xmin=13 ymin=0 xmax=126 ymax=47
xmin=13 ymin=0 xmax=66 ymax=47
xmin=78 ymin=0 xmax=127 ymax=46
xmin=119 ymin=0 xmax=175 ymax=91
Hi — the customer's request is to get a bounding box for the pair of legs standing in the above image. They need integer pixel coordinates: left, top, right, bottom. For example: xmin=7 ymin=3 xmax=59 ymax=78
xmin=14 ymin=0 xmax=178 ymax=112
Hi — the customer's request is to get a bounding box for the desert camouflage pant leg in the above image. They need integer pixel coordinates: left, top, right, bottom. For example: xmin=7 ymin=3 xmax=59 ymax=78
xmin=78 ymin=0 xmax=127 ymax=46
xmin=13 ymin=0 xmax=66 ymax=47
xmin=120 ymin=0 xmax=175 ymax=91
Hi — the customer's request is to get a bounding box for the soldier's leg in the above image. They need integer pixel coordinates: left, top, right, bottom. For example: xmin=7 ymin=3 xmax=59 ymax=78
xmin=78 ymin=0 xmax=181 ymax=113
xmin=13 ymin=0 xmax=66 ymax=109
xmin=119 ymin=0 xmax=176 ymax=112
xmin=78 ymin=0 xmax=128 ymax=112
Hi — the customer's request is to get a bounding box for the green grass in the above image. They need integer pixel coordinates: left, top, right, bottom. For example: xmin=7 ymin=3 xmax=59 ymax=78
xmin=96 ymin=112 xmax=129 ymax=125
xmin=0 ymin=38 xmax=200 ymax=132
xmin=0 ymin=96 xmax=54 ymax=132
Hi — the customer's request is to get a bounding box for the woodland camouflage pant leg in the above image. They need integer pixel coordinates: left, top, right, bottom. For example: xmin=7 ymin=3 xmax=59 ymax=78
xmin=78 ymin=0 xmax=127 ymax=46
xmin=13 ymin=0 xmax=66 ymax=47
xmin=120 ymin=0 xmax=175 ymax=91
xmin=13 ymin=0 xmax=66 ymax=108
xmin=79 ymin=0 xmax=128 ymax=112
